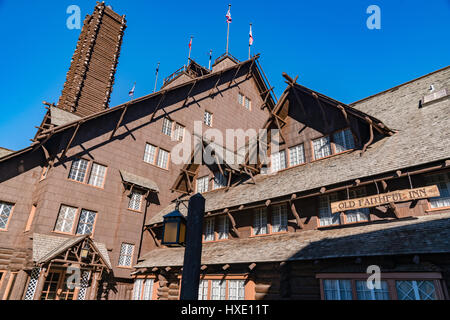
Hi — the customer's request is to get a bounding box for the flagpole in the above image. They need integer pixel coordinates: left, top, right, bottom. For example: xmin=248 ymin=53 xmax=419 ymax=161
xmin=154 ymin=62 xmax=160 ymax=93
xmin=249 ymin=23 xmax=252 ymax=59
xmin=226 ymin=4 xmax=231 ymax=54
xmin=208 ymin=50 xmax=212 ymax=70
xmin=188 ymin=36 xmax=193 ymax=65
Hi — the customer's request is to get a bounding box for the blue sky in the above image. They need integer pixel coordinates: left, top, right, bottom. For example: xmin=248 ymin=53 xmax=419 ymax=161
xmin=0 ymin=0 xmax=449 ymax=151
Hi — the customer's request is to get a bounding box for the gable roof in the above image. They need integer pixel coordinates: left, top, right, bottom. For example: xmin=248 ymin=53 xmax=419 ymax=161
xmin=149 ymin=65 xmax=450 ymax=224
xmin=0 ymin=54 xmax=275 ymax=165
xmin=32 ymin=233 xmax=112 ymax=269
xmin=138 ymin=212 xmax=450 ymax=268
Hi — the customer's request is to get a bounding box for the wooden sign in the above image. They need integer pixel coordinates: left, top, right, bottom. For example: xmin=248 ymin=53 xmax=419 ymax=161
xmin=330 ymin=185 xmax=440 ymax=213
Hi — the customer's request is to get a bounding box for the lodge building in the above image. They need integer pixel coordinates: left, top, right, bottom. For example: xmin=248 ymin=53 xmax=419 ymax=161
xmin=0 ymin=2 xmax=449 ymax=300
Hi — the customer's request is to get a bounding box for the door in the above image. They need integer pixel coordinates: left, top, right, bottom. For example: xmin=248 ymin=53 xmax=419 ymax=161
xmin=40 ymin=269 xmax=79 ymax=300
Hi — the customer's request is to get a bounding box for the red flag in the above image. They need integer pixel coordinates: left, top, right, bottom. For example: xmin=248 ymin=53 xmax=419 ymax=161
xmin=226 ymin=7 xmax=232 ymax=23
xmin=189 ymin=38 xmax=192 ymax=49
xmin=249 ymin=25 xmax=254 ymax=46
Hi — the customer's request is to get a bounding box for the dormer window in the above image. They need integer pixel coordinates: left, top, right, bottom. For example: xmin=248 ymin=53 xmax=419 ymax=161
xmin=333 ymin=129 xmax=355 ymax=153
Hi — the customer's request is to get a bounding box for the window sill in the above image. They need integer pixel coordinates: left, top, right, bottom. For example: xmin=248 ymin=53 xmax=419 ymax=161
xmin=127 ymin=208 xmax=143 ymax=214
xmin=312 ymin=149 xmax=354 ymax=163
xmin=249 ymin=231 xmax=287 ymax=238
xmin=67 ymin=178 xmax=106 ymax=190
xmin=116 ymin=266 xmax=134 ymax=270
xmin=143 ymin=161 xmax=170 ymax=172
xmin=425 ymin=206 xmax=450 ymax=213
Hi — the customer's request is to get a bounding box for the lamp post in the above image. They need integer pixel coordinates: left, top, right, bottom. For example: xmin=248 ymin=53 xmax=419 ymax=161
xmin=161 ymin=193 xmax=205 ymax=300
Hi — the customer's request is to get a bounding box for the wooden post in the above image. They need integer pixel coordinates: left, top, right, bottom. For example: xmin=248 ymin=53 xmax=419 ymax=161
xmin=33 ymin=266 xmax=47 ymax=300
xmin=180 ymin=193 xmax=205 ymax=300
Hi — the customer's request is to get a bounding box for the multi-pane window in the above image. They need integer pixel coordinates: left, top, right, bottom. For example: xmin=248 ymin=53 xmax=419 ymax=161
xmin=425 ymin=172 xmax=450 ymax=208
xmin=213 ymin=172 xmax=227 ymax=190
xmin=238 ymin=93 xmax=251 ymax=110
xmin=204 ymin=218 xmax=215 ymax=242
xmin=253 ymin=208 xmax=268 ymax=235
xmin=128 ymin=190 xmax=144 ymax=211
xmin=333 ymin=128 xmax=355 ymax=153
xmin=198 ymin=280 xmax=209 ymax=300
xmin=198 ymin=279 xmax=246 ymax=300
xmin=271 ymin=150 xmax=286 ymax=173
xmin=68 ymin=159 xmax=89 ymax=182
xmin=396 ymin=280 xmax=437 ymax=300
xmin=76 ymin=209 xmax=97 ymax=235
xmin=204 ymin=111 xmax=213 ymax=127
xmin=211 ymin=280 xmax=226 ymax=300
xmin=0 ymin=201 xmax=13 ymax=230
xmin=157 ymin=148 xmax=169 ymax=169
xmin=244 ymin=97 xmax=251 ymax=110
xmin=162 ymin=118 xmax=173 ymax=136
xmin=228 ymin=280 xmax=245 ymax=300
xmin=133 ymin=278 xmax=154 ymax=300
xmin=319 ymin=193 xmax=340 ymax=227
xmin=345 ymin=188 xmax=370 ymax=223
xmin=272 ymin=204 xmax=288 ymax=233
xmin=88 ymin=163 xmax=107 ymax=188
xmin=217 ymin=216 xmax=229 ymax=240
xmin=196 ymin=176 xmax=209 ymax=193
xmin=323 ymin=280 xmax=353 ymax=300
xmin=356 ymin=280 xmax=389 ymax=300
xmin=144 ymin=143 xmax=157 ymax=164
xmin=313 ymin=136 xmax=332 ymax=160
xmin=173 ymin=123 xmax=185 ymax=142
xmin=54 ymin=205 xmax=77 ymax=233
xmin=289 ymin=144 xmax=305 ymax=167
xmin=238 ymin=93 xmax=244 ymax=106
xmin=118 ymin=243 xmax=134 ymax=267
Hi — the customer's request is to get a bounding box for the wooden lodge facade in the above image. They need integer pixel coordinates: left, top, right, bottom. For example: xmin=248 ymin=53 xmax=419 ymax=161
xmin=0 ymin=2 xmax=450 ymax=301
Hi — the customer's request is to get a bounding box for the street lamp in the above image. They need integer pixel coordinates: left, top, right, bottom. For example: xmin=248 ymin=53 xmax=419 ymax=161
xmin=80 ymin=242 xmax=90 ymax=259
xmin=162 ymin=209 xmax=186 ymax=247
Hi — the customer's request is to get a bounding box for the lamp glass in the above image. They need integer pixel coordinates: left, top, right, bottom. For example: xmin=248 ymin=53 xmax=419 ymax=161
xmin=163 ymin=221 xmax=179 ymax=244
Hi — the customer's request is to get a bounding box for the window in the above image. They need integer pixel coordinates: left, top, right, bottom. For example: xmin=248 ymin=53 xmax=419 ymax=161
xmin=162 ymin=118 xmax=173 ymax=136
xmin=68 ymin=159 xmax=89 ymax=182
xmin=54 ymin=205 xmax=77 ymax=233
xmin=345 ymin=188 xmax=370 ymax=223
xmin=173 ymin=123 xmax=185 ymax=142
xmin=228 ymin=280 xmax=245 ymax=300
xmin=157 ymin=148 xmax=169 ymax=169
xmin=76 ymin=209 xmax=97 ymax=235
xmin=40 ymin=165 xmax=49 ymax=181
xmin=253 ymin=208 xmax=268 ymax=235
xmin=88 ymin=163 xmax=107 ymax=188
xmin=204 ymin=111 xmax=213 ymax=127
xmin=356 ymin=280 xmax=389 ymax=300
xmin=198 ymin=279 xmax=246 ymax=300
xmin=196 ymin=176 xmax=209 ymax=193
xmin=396 ymin=280 xmax=437 ymax=300
xmin=133 ymin=278 xmax=154 ymax=300
xmin=313 ymin=136 xmax=332 ymax=160
xmin=118 ymin=243 xmax=134 ymax=267
xmin=213 ymin=172 xmax=227 ymax=190
xmin=198 ymin=280 xmax=209 ymax=300
xmin=271 ymin=150 xmax=286 ymax=173
xmin=319 ymin=274 xmax=444 ymax=300
xmin=211 ymin=280 xmax=226 ymax=300
xmin=289 ymin=144 xmax=305 ymax=167
xmin=0 ymin=201 xmax=13 ymax=230
xmin=128 ymin=190 xmax=144 ymax=212
xmin=204 ymin=218 xmax=215 ymax=241
xmin=238 ymin=93 xmax=244 ymax=106
xmin=144 ymin=143 xmax=157 ymax=164
xmin=426 ymin=172 xmax=450 ymax=208
xmin=217 ymin=216 xmax=229 ymax=240
xmin=319 ymin=193 xmax=340 ymax=227
xmin=272 ymin=204 xmax=288 ymax=233
xmin=333 ymin=128 xmax=355 ymax=153
xmin=244 ymin=97 xmax=251 ymax=110
xmin=323 ymin=280 xmax=353 ymax=300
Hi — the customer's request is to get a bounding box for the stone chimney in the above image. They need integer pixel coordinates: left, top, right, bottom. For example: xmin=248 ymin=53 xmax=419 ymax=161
xmin=57 ymin=2 xmax=126 ymax=117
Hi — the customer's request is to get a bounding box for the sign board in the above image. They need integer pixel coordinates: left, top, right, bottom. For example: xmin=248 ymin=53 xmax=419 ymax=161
xmin=330 ymin=185 xmax=440 ymax=213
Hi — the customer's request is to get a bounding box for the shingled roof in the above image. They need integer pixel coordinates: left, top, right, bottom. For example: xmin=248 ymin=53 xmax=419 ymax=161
xmin=149 ymin=65 xmax=450 ymax=224
xmin=137 ymin=212 xmax=450 ymax=268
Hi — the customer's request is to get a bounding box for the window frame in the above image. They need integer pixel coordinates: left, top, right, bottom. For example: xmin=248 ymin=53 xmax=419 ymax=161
xmin=196 ymin=175 xmax=210 ymax=194
xmin=75 ymin=209 xmax=98 ymax=236
xmin=203 ymin=217 xmax=216 ymax=242
xmin=68 ymin=158 xmax=90 ymax=184
xmin=252 ymin=207 xmax=269 ymax=236
xmin=271 ymin=204 xmax=288 ymax=234
xmin=204 ymin=110 xmax=213 ymax=127
xmin=128 ymin=189 xmax=145 ymax=213
xmin=196 ymin=275 xmax=250 ymax=300
xmin=288 ymin=143 xmax=306 ymax=168
xmin=161 ymin=117 xmax=173 ymax=137
xmin=270 ymin=149 xmax=287 ymax=173
xmin=317 ymin=273 xmax=446 ymax=300
xmin=424 ymin=171 xmax=450 ymax=211
xmin=132 ymin=275 xmax=157 ymax=300
xmin=53 ymin=204 xmax=79 ymax=235
xmin=87 ymin=162 xmax=108 ymax=189
xmin=143 ymin=142 xmax=171 ymax=170
xmin=0 ymin=201 xmax=14 ymax=232
xmin=118 ymin=243 xmax=135 ymax=268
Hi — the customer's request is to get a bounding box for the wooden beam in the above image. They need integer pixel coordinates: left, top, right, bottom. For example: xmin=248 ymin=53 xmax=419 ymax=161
xmin=61 ymin=122 xmax=81 ymax=159
xmin=248 ymin=263 xmax=257 ymax=271
xmin=148 ymin=227 xmax=161 ymax=248
xmin=152 ymin=267 xmax=159 ymax=272
xmin=265 ymin=199 xmax=271 ymax=207
xmin=320 ymin=187 xmax=326 ymax=194
xmin=209 ymin=71 xmax=223 ymax=96
xmin=290 ymin=200 xmax=304 ymax=229
xmin=222 ymin=264 xmax=230 ymax=271
xmin=182 ymin=81 xmax=197 ymax=107
xmin=109 ymin=104 xmax=128 ymax=139
xmin=228 ymin=64 xmax=242 ymax=88
xmin=201 ymin=265 xmax=208 ymax=271
xmin=246 ymin=58 xmax=256 ymax=79
xmin=361 ymin=123 xmax=374 ymax=155
xmin=226 ymin=211 xmax=240 ymax=238
xmin=149 ymin=92 xmax=167 ymax=123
